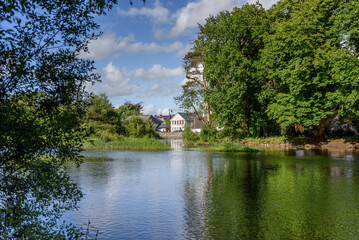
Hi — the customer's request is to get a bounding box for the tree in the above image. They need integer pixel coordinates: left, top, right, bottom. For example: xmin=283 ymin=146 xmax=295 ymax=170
xmin=86 ymin=93 xmax=117 ymax=124
xmin=175 ymin=49 xmax=212 ymax=125
xmin=0 ymin=0 xmax=118 ymax=238
xmin=196 ymin=3 xmax=271 ymax=137
xmin=125 ymin=116 xmax=156 ymax=138
xmin=262 ymin=0 xmax=359 ymax=138
xmin=85 ymin=93 xmax=120 ymax=141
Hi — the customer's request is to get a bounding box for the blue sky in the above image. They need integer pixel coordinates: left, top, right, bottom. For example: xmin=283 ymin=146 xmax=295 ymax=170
xmin=81 ymin=0 xmax=279 ymax=115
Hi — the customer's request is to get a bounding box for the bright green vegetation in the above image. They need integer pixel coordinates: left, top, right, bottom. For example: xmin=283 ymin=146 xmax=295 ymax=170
xmin=84 ymin=94 xmax=159 ymax=142
xmin=83 ymin=138 xmax=170 ymax=151
xmin=183 ymin=126 xmax=257 ymax=152
xmin=201 ymin=142 xmax=258 ymax=153
xmin=177 ymin=0 xmax=359 ymax=140
xmin=82 ymin=93 xmax=163 ymax=151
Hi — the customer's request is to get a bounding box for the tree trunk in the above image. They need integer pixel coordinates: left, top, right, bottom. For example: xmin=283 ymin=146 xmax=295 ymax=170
xmin=313 ymin=109 xmax=338 ymax=139
xmin=259 ymin=126 xmax=264 ymax=137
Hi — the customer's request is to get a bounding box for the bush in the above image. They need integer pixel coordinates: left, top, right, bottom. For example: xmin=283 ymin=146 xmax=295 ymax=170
xmin=126 ymin=116 xmax=157 ymax=138
xmin=182 ymin=126 xmax=200 ymax=143
xmin=200 ymin=125 xmax=218 ymax=143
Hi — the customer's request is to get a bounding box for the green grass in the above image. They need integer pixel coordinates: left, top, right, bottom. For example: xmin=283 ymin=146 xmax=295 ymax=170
xmin=201 ymin=142 xmax=258 ymax=152
xmin=83 ymin=138 xmax=170 ymax=151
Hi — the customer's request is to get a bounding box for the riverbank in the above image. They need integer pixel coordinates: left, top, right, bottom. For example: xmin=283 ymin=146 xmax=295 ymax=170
xmin=241 ymin=137 xmax=359 ymax=150
xmin=200 ymin=142 xmax=258 ymax=152
xmin=83 ymin=138 xmax=171 ymax=151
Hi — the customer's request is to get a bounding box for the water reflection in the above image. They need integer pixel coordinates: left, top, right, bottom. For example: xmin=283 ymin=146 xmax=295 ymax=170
xmin=64 ymin=146 xmax=359 ymax=239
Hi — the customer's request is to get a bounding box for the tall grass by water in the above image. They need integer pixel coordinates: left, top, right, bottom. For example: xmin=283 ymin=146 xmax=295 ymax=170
xmin=201 ymin=142 xmax=258 ymax=152
xmin=83 ymin=138 xmax=170 ymax=151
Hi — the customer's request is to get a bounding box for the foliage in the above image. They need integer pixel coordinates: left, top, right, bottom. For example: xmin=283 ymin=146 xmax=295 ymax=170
xmin=125 ymin=116 xmax=157 ymax=138
xmin=83 ymin=138 xmax=170 ymax=150
xmin=262 ymin=0 xmax=359 ymax=138
xmin=195 ymin=3 xmax=271 ymax=137
xmin=85 ymin=93 xmax=120 ymax=141
xmin=182 ymin=126 xmax=200 ymax=143
xmin=86 ymin=93 xmax=117 ymax=124
xmin=0 ymin=0 xmax=117 ymax=238
xmin=200 ymin=125 xmax=218 ymax=143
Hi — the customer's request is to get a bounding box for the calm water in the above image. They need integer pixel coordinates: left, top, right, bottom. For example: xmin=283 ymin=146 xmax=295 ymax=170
xmin=64 ymin=142 xmax=359 ymax=239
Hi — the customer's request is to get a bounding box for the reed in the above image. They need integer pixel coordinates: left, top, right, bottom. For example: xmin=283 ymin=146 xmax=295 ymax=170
xmin=83 ymin=138 xmax=170 ymax=151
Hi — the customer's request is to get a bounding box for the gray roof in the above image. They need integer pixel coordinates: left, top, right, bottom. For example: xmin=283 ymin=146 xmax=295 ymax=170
xmin=171 ymin=112 xmax=195 ymax=122
xmin=158 ymin=123 xmax=170 ymax=129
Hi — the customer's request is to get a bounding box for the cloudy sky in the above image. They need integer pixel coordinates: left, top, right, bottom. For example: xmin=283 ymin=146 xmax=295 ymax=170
xmin=82 ymin=0 xmax=279 ymax=115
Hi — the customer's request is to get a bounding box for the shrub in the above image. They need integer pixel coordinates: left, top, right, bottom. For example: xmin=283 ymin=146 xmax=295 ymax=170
xmin=126 ymin=116 xmax=157 ymax=138
xmin=182 ymin=126 xmax=200 ymax=143
xmin=200 ymin=125 xmax=218 ymax=143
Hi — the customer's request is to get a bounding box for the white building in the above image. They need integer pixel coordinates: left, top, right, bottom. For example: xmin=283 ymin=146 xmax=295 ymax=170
xmin=170 ymin=113 xmax=193 ymax=132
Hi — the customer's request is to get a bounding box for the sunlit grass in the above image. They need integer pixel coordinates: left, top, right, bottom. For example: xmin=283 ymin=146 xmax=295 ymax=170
xmin=83 ymin=138 xmax=170 ymax=151
xmin=201 ymin=142 xmax=258 ymax=152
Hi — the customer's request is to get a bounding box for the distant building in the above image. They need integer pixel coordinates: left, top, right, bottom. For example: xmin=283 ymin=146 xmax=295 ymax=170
xmin=191 ymin=116 xmax=206 ymax=133
xmin=157 ymin=122 xmax=170 ymax=132
xmin=170 ymin=112 xmax=193 ymax=132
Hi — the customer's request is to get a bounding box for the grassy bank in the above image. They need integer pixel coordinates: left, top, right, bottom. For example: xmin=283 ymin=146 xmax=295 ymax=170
xmin=83 ymin=138 xmax=171 ymax=151
xmin=241 ymin=136 xmax=359 ymax=149
xmin=202 ymin=142 xmax=258 ymax=152
xmin=185 ymin=141 xmax=258 ymax=153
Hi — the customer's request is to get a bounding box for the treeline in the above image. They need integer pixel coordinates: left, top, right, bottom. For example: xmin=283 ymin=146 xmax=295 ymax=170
xmin=85 ymin=93 xmax=158 ymax=141
xmin=177 ymin=0 xmax=359 ymax=139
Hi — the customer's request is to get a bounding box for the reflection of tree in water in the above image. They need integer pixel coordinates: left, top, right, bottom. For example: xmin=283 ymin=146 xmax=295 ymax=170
xmin=203 ymin=153 xmax=271 ymax=239
xmin=180 ymin=150 xmax=359 ymax=239
xmin=180 ymin=152 xmax=272 ymax=239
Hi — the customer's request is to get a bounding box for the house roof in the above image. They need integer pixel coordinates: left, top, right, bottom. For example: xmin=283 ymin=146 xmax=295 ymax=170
xmin=192 ymin=116 xmax=205 ymax=129
xmin=158 ymin=123 xmax=170 ymax=129
xmin=155 ymin=115 xmax=171 ymax=122
xmin=170 ymin=112 xmax=195 ymax=122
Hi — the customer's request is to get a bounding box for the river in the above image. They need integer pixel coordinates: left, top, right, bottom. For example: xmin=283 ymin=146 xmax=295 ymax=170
xmin=63 ymin=140 xmax=359 ymax=239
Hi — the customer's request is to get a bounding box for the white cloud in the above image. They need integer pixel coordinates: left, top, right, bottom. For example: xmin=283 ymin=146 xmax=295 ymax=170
xmin=132 ymin=64 xmax=184 ymax=81
xmin=167 ymin=0 xmax=279 ymax=37
xmin=86 ymin=63 xmax=183 ymax=97
xmin=247 ymin=0 xmax=279 ymax=9
xmin=176 ymin=43 xmax=193 ymax=57
xmin=138 ymin=79 xmax=181 ymax=98
xmin=142 ymin=104 xmax=157 ymax=115
xmin=117 ymin=1 xmax=170 ymax=23
xmin=142 ymin=104 xmax=171 ymax=115
xmin=139 ymin=82 xmax=162 ymax=98
xmin=86 ymin=62 xmax=141 ymax=96
xmin=170 ymin=0 xmax=242 ymax=37
xmin=80 ymin=34 xmax=185 ymax=60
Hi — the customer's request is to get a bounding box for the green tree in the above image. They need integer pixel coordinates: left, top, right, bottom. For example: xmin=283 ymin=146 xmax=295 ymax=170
xmin=86 ymin=93 xmax=117 ymax=124
xmin=85 ymin=93 xmax=120 ymax=141
xmin=197 ymin=3 xmax=271 ymax=137
xmin=125 ymin=116 xmax=156 ymax=138
xmin=0 ymin=0 xmax=117 ymax=238
xmin=262 ymin=0 xmax=359 ymax=138
xmin=115 ymin=100 xmax=143 ymax=121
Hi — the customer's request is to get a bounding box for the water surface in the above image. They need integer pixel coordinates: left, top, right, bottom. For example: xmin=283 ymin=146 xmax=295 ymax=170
xmin=64 ymin=144 xmax=359 ymax=239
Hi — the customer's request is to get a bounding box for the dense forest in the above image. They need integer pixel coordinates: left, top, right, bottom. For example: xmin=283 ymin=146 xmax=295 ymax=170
xmin=177 ymin=0 xmax=359 ymax=140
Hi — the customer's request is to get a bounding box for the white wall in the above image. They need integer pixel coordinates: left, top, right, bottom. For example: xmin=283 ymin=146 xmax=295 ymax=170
xmin=170 ymin=113 xmax=186 ymax=132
